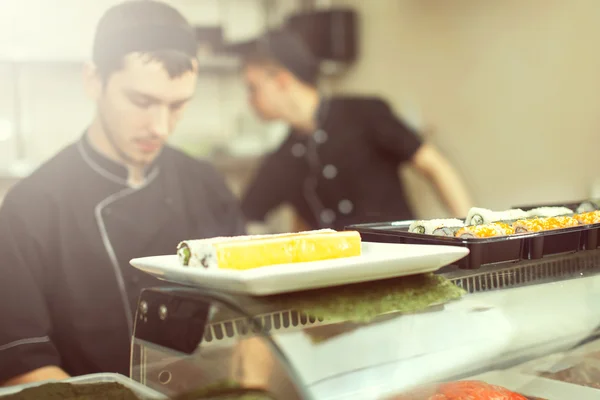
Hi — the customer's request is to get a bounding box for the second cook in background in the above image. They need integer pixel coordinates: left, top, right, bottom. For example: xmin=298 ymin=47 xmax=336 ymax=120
xmin=240 ymin=30 xmax=473 ymax=231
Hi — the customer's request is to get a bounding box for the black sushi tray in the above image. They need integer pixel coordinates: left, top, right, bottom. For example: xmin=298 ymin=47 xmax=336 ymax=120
xmin=347 ymin=207 xmax=600 ymax=270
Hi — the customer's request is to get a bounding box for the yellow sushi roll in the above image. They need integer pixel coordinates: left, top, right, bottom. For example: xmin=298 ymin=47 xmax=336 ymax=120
xmin=178 ymin=230 xmax=362 ymax=270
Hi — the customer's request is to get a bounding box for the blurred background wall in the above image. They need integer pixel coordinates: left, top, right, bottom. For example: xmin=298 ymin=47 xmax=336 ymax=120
xmin=1 ymin=0 xmax=599 ymax=232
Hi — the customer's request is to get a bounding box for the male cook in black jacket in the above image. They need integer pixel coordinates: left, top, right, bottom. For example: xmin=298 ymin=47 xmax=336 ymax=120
xmin=241 ymin=31 xmax=472 ymax=231
xmin=0 ymin=1 xmax=246 ymax=385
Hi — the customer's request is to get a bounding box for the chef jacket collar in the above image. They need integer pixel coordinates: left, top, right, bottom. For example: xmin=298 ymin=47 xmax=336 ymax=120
xmin=78 ymin=132 xmax=162 ymax=186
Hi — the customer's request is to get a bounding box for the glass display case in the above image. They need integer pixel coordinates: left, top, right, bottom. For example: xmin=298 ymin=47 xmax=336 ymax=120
xmin=129 ymin=248 xmax=600 ymax=399
xmin=2 ymin=204 xmax=599 ymax=400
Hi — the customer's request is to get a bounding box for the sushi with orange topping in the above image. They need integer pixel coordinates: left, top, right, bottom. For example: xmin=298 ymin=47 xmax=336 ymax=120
xmin=455 ymin=222 xmax=515 ymax=239
xmin=574 ymin=210 xmax=600 ymax=225
xmin=512 ymin=216 xmax=579 ymax=233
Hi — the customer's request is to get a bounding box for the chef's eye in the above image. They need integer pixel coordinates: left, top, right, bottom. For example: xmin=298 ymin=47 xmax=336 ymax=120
xmin=128 ymin=95 xmax=153 ymax=109
xmin=132 ymin=99 xmax=151 ymax=109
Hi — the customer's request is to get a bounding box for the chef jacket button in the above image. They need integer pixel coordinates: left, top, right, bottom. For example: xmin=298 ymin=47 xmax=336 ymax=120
xmin=322 ymin=164 xmax=338 ymax=180
xmin=159 ymin=304 xmax=168 ymax=321
xmin=320 ymin=209 xmax=336 ymax=224
xmin=338 ymin=199 xmax=354 ymax=215
xmin=314 ymin=129 xmax=328 ymax=144
xmin=291 ymin=143 xmax=306 ymax=158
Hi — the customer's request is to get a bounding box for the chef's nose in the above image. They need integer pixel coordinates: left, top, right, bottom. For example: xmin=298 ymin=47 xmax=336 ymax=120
xmin=150 ymin=106 xmax=170 ymax=139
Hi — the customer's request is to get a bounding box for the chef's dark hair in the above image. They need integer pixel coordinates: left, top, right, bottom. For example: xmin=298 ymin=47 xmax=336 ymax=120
xmin=242 ymin=30 xmax=319 ymax=86
xmin=92 ymin=0 xmax=198 ymax=81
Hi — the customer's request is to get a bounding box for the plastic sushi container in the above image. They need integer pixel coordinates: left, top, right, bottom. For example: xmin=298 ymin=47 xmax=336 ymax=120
xmin=0 ymin=373 xmax=166 ymax=399
xmin=467 ymin=370 xmax=600 ymax=400
xmin=502 ymin=348 xmax=600 ymax=399
xmin=347 ymin=202 xmax=600 ymax=270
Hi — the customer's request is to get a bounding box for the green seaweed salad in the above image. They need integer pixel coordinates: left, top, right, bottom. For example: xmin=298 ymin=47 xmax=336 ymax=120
xmin=270 ymin=273 xmax=465 ymax=323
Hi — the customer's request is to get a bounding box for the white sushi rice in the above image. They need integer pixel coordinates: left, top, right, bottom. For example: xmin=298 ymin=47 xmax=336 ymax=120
xmin=408 ymin=219 xmax=464 ymax=235
xmin=577 ymin=200 xmax=600 ymax=213
xmin=465 ymin=207 xmax=528 ymax=225
xmin=526 ymin=206 xmax=573 ymax=218
xmin=181 ymin=238 xmax=221 ymax=268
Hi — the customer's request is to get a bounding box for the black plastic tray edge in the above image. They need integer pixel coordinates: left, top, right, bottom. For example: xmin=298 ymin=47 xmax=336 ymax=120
xmin=512 ymin=199 xmax=600 ymax=253
xmin=349 ymin=220 xmax=599 ymax=244
xmin=347 ymin=220 xmax=600 ymax=270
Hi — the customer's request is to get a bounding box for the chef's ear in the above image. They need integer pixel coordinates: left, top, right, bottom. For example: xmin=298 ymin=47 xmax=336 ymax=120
xmin=83 ymin=62 xmax=103 ymax=101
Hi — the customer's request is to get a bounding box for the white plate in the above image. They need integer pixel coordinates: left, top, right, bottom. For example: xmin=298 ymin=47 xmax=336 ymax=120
xmin=130 ymin=242 xmax=469 ymax=296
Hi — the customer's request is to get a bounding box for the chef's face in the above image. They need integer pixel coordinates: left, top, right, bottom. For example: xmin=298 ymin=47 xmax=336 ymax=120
xmin=91 ymin=53 xmax=198 ymax=165
xmin=243 ymin=64 xmax=287 ymax=121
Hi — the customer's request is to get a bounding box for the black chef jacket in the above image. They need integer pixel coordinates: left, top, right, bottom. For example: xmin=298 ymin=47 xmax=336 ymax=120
xmin=242 ymin=96 xmax=423 ymax=230
xmin=0 ymin=135 xmax=246 ymax=382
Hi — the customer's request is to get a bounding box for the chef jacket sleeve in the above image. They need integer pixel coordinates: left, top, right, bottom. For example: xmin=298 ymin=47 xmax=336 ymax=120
xmin=0 ymin=192 xmax=61 ymax=382
xmin=241 ymin=151 xmax=291 ymax=223
xmin=368 ymin=98 xmax=424 ymax=163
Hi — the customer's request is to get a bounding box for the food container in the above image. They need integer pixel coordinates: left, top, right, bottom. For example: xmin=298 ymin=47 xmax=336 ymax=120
xmin=469 ymin=370 xmax=600 ymax=400
xmin=510 ymin=351 xmax=600 ymax=398
xmin=513 ymin=201 xmax=600 ymax=251
xmin=348 ymin=219 xmax=600 ymax=270
xmin=0 ymin=373 xmax=165 ymax=399
xmin=378 ymin=378 xmax=548 ymax=400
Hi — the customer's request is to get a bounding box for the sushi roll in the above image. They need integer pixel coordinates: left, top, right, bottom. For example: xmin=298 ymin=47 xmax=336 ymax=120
xmin=455 ymin=223 xmax=515 ymax=239
xmin=432 ymin=225 xmax=464 ymax=236
xmin=574 ymin=210 xmax=600 ymax=225
xmin=513 ymin=216 xmax=579 ymax=233
xmin=465 ymin=207 xmax=528 ymax=226
xmin=178 ymin=231 xmax=300 ymax=265
xmin=576 ymin=199 xmax=600 ymax=214
xmin=526 ymin=206 xmax=574 ymax=218
xmin=177 ymin=229 xmax=342 ymax=268
xmin=408 ymin=219 xmax=464 ymax=236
